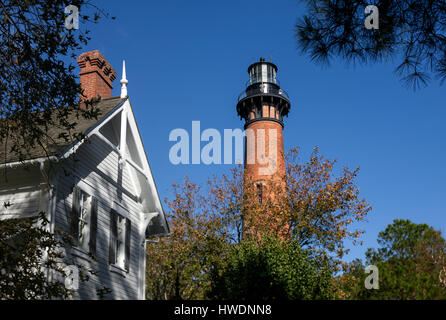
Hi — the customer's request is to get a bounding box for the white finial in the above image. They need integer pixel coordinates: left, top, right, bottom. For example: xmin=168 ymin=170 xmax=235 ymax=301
xmin=120 ymin=60 xmax=128 ymax=98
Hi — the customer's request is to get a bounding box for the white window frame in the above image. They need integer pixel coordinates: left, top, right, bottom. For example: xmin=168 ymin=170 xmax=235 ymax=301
xmin=77 ymin=190 xmax=92 ymax=252
xmin=115 ymin=214 xmax=127 ymax=270
xmin=109 ymin=208 xmax=131 ymax=275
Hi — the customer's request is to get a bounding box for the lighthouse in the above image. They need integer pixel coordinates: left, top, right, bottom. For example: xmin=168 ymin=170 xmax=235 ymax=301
xmin=236 ymin=57 xmax=291 ymax=238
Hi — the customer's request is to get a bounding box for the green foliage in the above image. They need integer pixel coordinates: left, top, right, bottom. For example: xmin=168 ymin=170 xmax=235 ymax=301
xmin=208 ymin=236 xmax=335 ymax=300
xmin=0 ymin=0 xmax=110 ymax=165
xmin=286 ymin=147 xmax=370 ymax=260
xmin=338 ymin=220 xmax=446 ymax=299
xmin=0 ymin=212 xmax=108 ymax=299
xmin=372 ymin=219 xmax=444 ymax=261
xmin=146 ymin=178 xmax=229 ymax=300
xmin=0 ymin=0 xmax=113 ymax=300
xmin=295 ymin=0 xmax=446 ymax=89
xmin=146 ymin=148 xmax=369 ymax=300
xmin=1 ymin=212 xmax=70 ymax=299
xmin=0 ymin=213 xmax=66 ymax=299
xmin=333 ymin=259 xmax=365 ymax=300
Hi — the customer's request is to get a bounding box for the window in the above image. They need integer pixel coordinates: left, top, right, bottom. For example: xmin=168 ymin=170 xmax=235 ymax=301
xmin=109 ymin=210 xmax=131 ymax=272
xmin=255 ymin=65 xmax=261 ymax=82
xmin=116 ymin=215 xmax=126 ymax=268
xmin=262 ymin=105 xmax=269 ymax=117
xmin=267 ymin=65 xmax=272 ymax=82
xmin=257 ymin=184 xmax=263 ymax=204
xmin=78 ymin=191 xmax=92 ymax=251
xmin=71 ymin=187 xmax=98 ymax=256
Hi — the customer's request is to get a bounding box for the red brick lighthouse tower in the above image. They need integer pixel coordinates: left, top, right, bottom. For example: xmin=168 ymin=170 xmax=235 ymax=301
xmin=236 ymin=58 xmax=291 ymax=238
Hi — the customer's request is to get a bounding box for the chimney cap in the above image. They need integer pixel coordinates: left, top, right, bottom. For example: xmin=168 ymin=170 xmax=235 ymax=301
xmin=77 ymin=50 xmax=117 ymax=82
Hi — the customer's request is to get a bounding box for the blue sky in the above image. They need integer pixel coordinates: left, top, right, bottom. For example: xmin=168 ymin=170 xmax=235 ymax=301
xmin=81 ymin=0 xmax=446 ymax=261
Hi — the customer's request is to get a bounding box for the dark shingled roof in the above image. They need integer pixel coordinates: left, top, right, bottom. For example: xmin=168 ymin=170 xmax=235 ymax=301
xmin=1 ymin=96 xmax=125 ymax=164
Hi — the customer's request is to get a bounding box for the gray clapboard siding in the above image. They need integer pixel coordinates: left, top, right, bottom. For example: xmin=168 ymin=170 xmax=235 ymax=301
xmin=0 ymin=166 xmax=48 ymax=219
xmin=54 ymin=134 xmax=145 ymax=300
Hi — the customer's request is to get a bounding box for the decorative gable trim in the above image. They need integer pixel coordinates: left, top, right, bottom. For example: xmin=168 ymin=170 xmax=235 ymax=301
xmin=58 ymin=98 xmax=169 ymax=238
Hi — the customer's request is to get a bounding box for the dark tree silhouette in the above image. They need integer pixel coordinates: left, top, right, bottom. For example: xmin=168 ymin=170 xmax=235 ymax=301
xmin=0 ymin=0 xmax=113 ymax=164
xmin=0 ymin=0 xmax=113 ymax=299
xmin=295 ymin=0 xmax=446 ymax=89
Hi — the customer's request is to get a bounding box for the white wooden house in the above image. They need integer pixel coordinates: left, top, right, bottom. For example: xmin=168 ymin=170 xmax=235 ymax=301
xmin=0 ymin=50 xmax=169 ymax=299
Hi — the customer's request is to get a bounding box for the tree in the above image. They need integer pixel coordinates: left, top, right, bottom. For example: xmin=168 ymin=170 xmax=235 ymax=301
xmin=0 ymin=0 xmax=111 ymax=166
xmin=332 ymin=258 xmax=365 ymax=299
xmin=0 ymin=0 xmax=113 ymax=299
xmin=208 ymin=236 xmax=335 ymax=300
xmin=146 ymin=178 xmax=228 ymax=300
xmin=146 ymin=147 xmax=370 ymax=299
xmin=295 ymin=0 xmax=446 ymax=89
xmin=285 ymin=147 xmax=370 ymax=260
xmin=339 ymin=219 xmax=446 ymax=299
xmin=0 ymin=212 xmax=98 ymax=299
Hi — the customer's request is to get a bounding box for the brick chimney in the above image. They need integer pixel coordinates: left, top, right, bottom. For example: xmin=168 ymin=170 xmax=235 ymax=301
xmin=77 ymin=50 xmax=117 ymax=101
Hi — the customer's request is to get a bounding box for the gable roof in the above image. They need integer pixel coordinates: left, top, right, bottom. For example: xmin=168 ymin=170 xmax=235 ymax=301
xmin=0 ymin=96 xmax=125 ymax=164
xmin=86 ymin=97 xmax=170 ymax=238
xmin=1 ymin=95 xmax=169 ymax=237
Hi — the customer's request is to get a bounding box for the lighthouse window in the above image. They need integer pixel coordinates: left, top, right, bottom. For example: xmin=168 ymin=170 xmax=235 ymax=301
xmin=255 ymin=107 xmax=261 ymax=118
xmin=262 ymin=105 xmax=269 ymax=117
xmin=257 ymin=184 xmax=263 ymax=204
xmin=255 ymin=65 xmax=260 ymax=83
xmin=261 ymin=64 xmax=268 ymax=82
